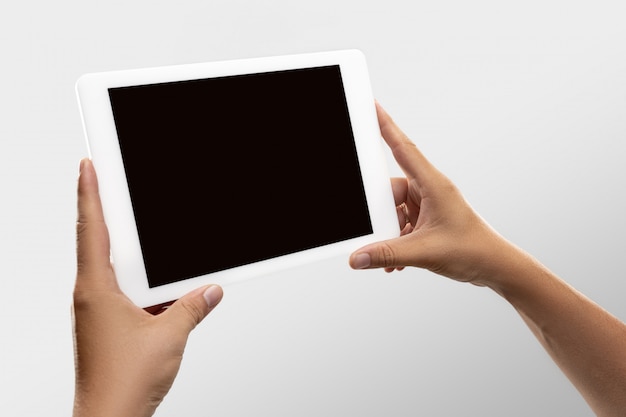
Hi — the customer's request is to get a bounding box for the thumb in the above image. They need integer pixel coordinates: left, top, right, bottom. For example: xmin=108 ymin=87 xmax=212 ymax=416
xmin=349 ymin=235 xmax=416 ymax=271
xmin=162 ymin=285 xmax=223 ymax=334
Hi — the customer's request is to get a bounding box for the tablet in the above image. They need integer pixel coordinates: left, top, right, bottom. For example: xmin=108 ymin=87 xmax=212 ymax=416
xmin=76 ymin=49 xmax=398 ymax=309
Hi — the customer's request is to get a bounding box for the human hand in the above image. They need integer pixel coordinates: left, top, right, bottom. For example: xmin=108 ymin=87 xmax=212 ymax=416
xmin=72 ymin=158 xmax=223 ymax=417
xmin=349 ymin=103 xmax=514 ymax=286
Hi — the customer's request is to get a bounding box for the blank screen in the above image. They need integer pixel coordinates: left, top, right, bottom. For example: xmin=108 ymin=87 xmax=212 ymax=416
xmin=108 ymin=65 xmax=373 ymax=288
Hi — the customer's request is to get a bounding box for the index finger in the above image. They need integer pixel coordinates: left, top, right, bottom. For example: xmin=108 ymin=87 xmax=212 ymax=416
xmin=375 ymin=102 xmax=437 ymax=182
xmin=75 ymin=158 xmax=118 ymax=292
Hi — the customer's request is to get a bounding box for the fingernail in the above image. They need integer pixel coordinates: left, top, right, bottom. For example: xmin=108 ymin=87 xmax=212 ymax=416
xmin=203 ymin=285 xmax=222 ymax=308
xmin=352 ymin=253 xmax=371 ymax=269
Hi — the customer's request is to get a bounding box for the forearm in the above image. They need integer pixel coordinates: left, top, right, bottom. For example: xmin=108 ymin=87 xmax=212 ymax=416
xmin=484 ymin=240 xmax=626 ymax=416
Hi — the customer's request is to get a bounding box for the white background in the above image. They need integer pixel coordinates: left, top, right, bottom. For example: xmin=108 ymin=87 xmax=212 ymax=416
xmin=1 ymin=1 xmax=625 ymax=416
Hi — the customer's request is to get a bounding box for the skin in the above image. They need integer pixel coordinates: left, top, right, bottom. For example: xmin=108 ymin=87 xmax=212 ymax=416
xmin=71 ymin=102 xmax=626 ymax=416
xmin=72 ymin=158 xmax=223 ymax=417
xmin=349 ymin=102 xmax=626 ymax=416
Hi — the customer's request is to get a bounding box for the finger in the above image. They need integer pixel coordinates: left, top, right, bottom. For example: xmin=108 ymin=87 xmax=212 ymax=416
xmin=76 ymin=158 xmax=117 ymax=291
xmin=163 ymin=285 xmax=223 ymax=335
xmin=396 ymin=204 xmax=407 ymax=229
xmin=375 ymin=102 xmax=435 ymax=182
xmin=390 ymin=177 xmax=408 ymax=206
xmin=349 ymin=235 xmax=418 ymax=271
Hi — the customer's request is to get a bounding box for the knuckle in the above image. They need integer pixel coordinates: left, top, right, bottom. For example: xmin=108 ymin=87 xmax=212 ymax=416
xmin=177 ymin=299 xmax=205 ymax=328
xmin=72 ymin=289 xmax=87 ymax=309
xmin=75 ymin=221 xmax=88 ymax=241
xmin=378 ymin=243 xmax=396 ymax=268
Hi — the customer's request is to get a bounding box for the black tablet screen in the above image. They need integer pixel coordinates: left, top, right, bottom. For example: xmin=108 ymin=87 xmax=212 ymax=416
xmin=108 ymin=65 xmax=372 ymax=288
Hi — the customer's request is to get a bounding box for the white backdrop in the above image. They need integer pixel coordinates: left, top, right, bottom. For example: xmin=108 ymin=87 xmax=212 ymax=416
xmin=1 ymin=1 xmax=625 ymax=416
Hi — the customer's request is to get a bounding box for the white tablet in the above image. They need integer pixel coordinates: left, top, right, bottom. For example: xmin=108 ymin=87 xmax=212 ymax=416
xmin=76 ymin=49 xmax=398 ymax=309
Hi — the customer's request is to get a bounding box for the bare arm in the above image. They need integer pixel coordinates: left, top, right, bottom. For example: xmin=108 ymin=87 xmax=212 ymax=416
xmin=350 ymin=102 xmax=626 ymax=416
xmin=489 ymin=241 xmax=626 ymax=416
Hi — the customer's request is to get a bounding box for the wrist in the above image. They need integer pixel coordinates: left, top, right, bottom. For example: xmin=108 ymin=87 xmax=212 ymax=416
xmin=471 ymin=235 xmax=555 ymax=309
xmin=468 ymin=231 xmax=540 ymax=295
xmin=73 ymin=380 xmax=159 ymax=417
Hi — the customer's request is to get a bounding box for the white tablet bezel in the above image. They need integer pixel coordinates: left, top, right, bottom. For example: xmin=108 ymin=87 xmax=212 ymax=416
xmin=76 ymin=49 xmax=398 ymax=309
